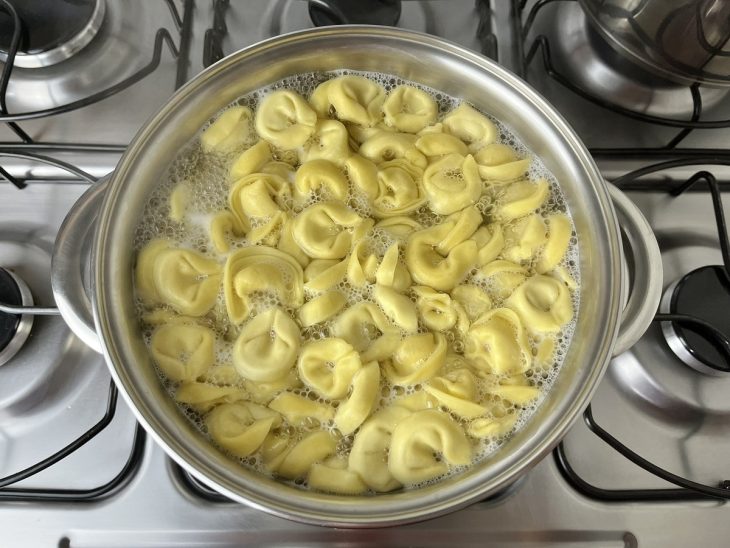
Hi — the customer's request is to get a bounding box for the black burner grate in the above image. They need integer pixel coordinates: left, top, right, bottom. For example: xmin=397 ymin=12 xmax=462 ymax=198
xmin=0 ymin=0 xmax=193 ymax=189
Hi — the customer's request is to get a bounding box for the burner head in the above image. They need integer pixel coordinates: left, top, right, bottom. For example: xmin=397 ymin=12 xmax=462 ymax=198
xmin=0 ymin=267 xmax=33 ymax=366
xmin=309 ymin=0 xmax=401 ymax=26
xmin=0 ymin=0 xmax=105 ymax=68
xmin=661 ymin=265 xmax=730 ymax=376
xmin=551 ymin=2 xmax=729 ymax=119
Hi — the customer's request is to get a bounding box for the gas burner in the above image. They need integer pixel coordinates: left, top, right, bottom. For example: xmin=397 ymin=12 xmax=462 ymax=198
xmin=550 ymin=2 xmax=729 ymax=119
xmin=308 ymin=0 xmax=401 ymax=26
xmin=271 ymin=0 xmax=430 ymax=37
xmin=660 ymin=265 xmax=730 ymax=376
xmin=0 ymin=267 xmax=32 ymax=366
xmin=0 ymin=0 xmax=105 ymax=68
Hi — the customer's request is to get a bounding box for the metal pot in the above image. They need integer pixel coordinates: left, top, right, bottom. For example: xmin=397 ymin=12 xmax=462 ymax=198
xmin=578 ymin=0 xmax=730 ymax=86
xmin=50 ymin=27 xmax=662 ymax=527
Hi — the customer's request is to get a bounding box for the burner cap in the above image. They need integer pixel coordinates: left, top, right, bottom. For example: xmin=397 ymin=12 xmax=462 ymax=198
xmin=661 ymin=265 xmax=730 ymax=376
xmin=0 ymin=0 xmax=105 ymax=68
xmin=0 ymin=267 xmax=33 ymax=366
xmin=309 ymin=0 xmax=401 ymax=26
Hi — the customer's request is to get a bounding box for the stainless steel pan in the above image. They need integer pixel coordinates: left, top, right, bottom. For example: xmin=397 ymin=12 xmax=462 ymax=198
xmin=50 ymin=26 xmax=662 ymax=526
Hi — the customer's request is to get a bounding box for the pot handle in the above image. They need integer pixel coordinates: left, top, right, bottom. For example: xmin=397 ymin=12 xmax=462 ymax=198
xmin=608 ymin=184 xmax=663 ymax=356
xmin=51 ymin=176 xmax=110 ymax=354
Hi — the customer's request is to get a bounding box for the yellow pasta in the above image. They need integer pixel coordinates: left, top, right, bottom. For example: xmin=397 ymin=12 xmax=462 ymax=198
xmin=388 ymin=409 xmax=472 ymax=484
xmin=442 ymin=103 xmax=497 ymax=151
xmin=137 ymin=74 xmax=581 ymax=496
xmin=422 ymin=153 xmax=481 ymax=214
xmin=233 ymin=307 xmax=301 ymax=382
xmin=255 ymin=90 xmax=317 ymax=149
xmin=200 ymin=106 xmax=253 ymax=153
xmin=382 ymin=85 xmax=438 ymax=133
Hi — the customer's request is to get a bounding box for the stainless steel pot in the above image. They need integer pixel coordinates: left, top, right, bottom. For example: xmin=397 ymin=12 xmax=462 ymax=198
xmin=578 ymin=0 xmax=730 ymax=86
xmin=50 ymin=27 xmax=662 ymax=527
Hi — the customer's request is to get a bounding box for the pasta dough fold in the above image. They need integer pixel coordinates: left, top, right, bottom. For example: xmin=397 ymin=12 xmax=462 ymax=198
xmin=298 ymin=338 xmax=361 ymax=399
xmin=465 ymin=308 xmax=532 ymax=375
xmin=334 ymin=361 xmax=380 ymax=435
xmin=383 ymin=86 xmax=438 ymax=133
xmin=233 ymin=307 xmax=301 ymax=382
xmin=405 ymin=220 xmax=478 ymax=291
xmin=151 ymin=246 xmax=221 ymax=316
xmin=206 ymin=402 xmax=278 ymax=457
xmin=255 ymin=90 xmax=317 ymax=149
xmin=292 ymin=202 xmax=368 ymax=259
xmin=505 ymin=274 xmax=573 ymax=333
xmin=333 ymin=303 xmax=400 ymax=362
xmin=383 ymin=333 xmax=447 ymax=385
xmin=223 ymin=246 xmax=304 ymax=324
xmin=151 ymin=323 xmax=215 ymax=382
xmin=422 ymin=154 xmax=481 ymax=215
xmin=201 ymin=106 xmax=253 ymax=152
xmin=371 ymin=159 xmax=426 ymax=217
xmin=389 ymin=409 xmax=472 ymax=484
xmin=311 ymin=75 xmax=386 ymax=127
xmin=349 ymin=405 xmax=411 ymax=492
xmin=442 ymin=103 xmax=497 ymax=151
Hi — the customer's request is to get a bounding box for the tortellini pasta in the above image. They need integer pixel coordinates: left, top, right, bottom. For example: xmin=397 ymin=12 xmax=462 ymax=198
xmin=297 ymin=290 xmax=347 ymax=326
xmin=136 ymin=240 xmax=221 ymax=316
xmin=382 ymin=333 xmax=447 ymax=385
xmin=229 ymin=173 xmax=291 ymax=222
xmin=412 ymin=286 xmax=468 ymax=333
xmin=310 ymin=75 xmax=386 ymax=127
xmin=495 ymin=178 xmax=550 ymax=221
xmin=415 ymin=133 xmax=468 ymax=157
xmin=373 ymin=284 xmax=418 ymax=333
xmin=359 ymin=131 xmax=427 ymax=169
xmin=422 ymin=154 xmax=481 ymax=215
xmin=349 ymin=405 xmax=411 ymax=492
xmin=382 ymin=85 xmax=438 ymax=133
xmin=405 ymin=219 xmax=478 ymax=291
xmin=299 ymin=119 xmax=351 ymax=165
xmin=424 ymin=368 xmax=487 ymax=419
xmin=206 ymin=402 xmax=279 ymax=458
xmin=505 ymin=274 xmax=573 ymax=333
xmin=223 ymin=246 xmax=304 ymax=324
xmin=388 ymin=409 xmax=472 ymax=484
xmin=151 ymin=323 xmax=215 ymax=382
xmin=269 ymin=392 xmax=335 ymax=426
xmin=334 ymin=361 xmax=380 ymax=435
xmin=201 ymin=106 xmax=253 ymax=153
xmin=502 ymin=214 xmax=547 ymax=263
xmin=294 ymin=159 xmax=349 ymax=203
xmin=475 ymin=143 xmax=530 ymax=182
xmin=176 ymin=382 xmax=247 ymax=413
xmin=255 ymin=90 xmax=317 ymax=150
xmin=442 ymin=103 xmax=497 ymax=151
xmin=308 ymin=457 xmax=367 ymax=495
xmin=465 ymin=308 xmax=532 ymax=375
xmin=292 ymin=202 xmax=368 ymax=259
xmin=274 ymin=431 xmax=339 ymax=480
xmin=138 ymin=73 xmax=580 ymax=496
xmin=371 ymin=159 xmax=427 ymax=217
xmin=536 ymin=213 xmax=572 ymax=273
xmin=333 ymin=303 xmax=400 ymax=362
xmin=298 ymin=338 xmax=361 ymax=399
xmin=230 ymin=140 xmax=271 ymax=180
xmin=233 ymin=307 xmax=301 ymax=382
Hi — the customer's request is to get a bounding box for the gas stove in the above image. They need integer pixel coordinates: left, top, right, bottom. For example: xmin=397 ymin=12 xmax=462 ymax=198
xmin=1 ymin=1 xmax=729 ymax=546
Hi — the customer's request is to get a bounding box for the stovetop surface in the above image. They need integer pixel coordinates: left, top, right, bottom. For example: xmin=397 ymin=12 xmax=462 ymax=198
xmin=0 ymin=1 xmax=729 ymax=546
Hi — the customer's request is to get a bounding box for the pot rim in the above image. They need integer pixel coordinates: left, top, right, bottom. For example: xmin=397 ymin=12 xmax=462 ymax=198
xmin=93 ymin=25 xmax=622 ymax=527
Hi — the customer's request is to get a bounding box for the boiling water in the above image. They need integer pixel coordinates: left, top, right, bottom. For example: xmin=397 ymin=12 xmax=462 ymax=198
xmin=133 ymin=70 xmax=581 ymax=491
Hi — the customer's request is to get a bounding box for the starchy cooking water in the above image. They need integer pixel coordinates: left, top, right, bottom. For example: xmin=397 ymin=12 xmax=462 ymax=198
xmin=133 ymin=69 xmax=580 ymax=492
